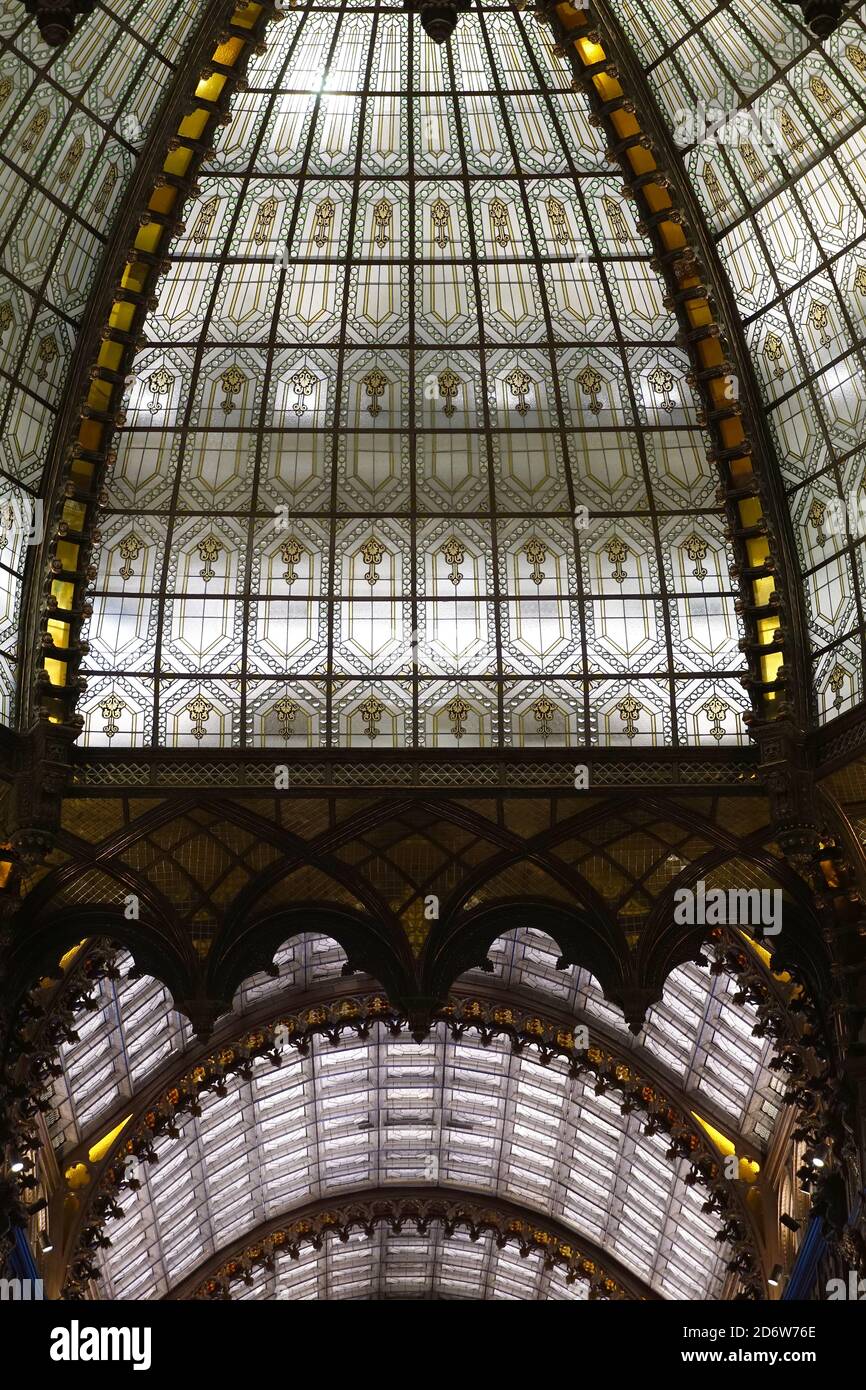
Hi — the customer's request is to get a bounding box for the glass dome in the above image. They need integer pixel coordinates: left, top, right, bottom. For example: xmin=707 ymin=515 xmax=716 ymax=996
xmin=76 ymin=2 xmax=749 ymax=750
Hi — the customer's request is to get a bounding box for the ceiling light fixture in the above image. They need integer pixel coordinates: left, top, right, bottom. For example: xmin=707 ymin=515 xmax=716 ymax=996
xmin=403 ymin=0 xmax=471 ymax=44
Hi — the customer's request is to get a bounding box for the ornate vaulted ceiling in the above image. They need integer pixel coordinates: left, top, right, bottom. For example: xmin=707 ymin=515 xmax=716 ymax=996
xmin=9 ymin=782 xmax=825 ymax=1031
xmin=44 ymin=926 xmax=794 ymax=1300
xmin=67 ymin=0 xmax=756 ymax=753
xmin=0 ymin=0 xmax=211 ymax=722
xmin=604 ymin=0 xmax=866 ymax=723
xmin=1 ymin=0 xmax=863 ymax=1312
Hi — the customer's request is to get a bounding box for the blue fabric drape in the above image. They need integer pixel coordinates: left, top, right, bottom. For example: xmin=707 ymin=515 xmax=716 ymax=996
xmin=781 ymin=1216 xmax=826 ymax=1301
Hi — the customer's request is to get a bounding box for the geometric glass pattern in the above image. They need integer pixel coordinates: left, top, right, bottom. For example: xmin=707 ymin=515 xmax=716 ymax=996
xmin=81 ymin=2 xmax=750 ymax=749
xmin=608 ymin=0 xmax=866 ymax=723
xmin=233 ymin=1225 xmax=593 ymax=1301
xmin=0 ymin=0 xmax=209 ymax=723
xmin=49 ymin=929 xmax=783 ymax=1300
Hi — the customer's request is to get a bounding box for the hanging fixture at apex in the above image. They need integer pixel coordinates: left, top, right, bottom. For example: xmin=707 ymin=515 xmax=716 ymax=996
xmin=403 ymin=0 xmax=472 ymax=44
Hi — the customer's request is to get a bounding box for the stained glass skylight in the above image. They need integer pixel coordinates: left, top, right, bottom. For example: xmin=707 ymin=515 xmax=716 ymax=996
xmin=607 ymin=0 xmax=866 ymax=722
xmin=79 ymin=1 xmax=750 ymax=750
xmin=232 ymin=1224 xmax=592 ymax=1301
xmin=91 ymin=1025 xmax=731 ymax=1299
xmin=0 ymin=0 xmax=209 ymax=723
xmin=48 ymin=929 xmax=786 ymax=1300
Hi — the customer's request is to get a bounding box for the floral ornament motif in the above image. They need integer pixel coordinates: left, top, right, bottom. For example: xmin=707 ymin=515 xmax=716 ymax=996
xmin=220 ymin=364 xmax=246 ymax=414
xmin=430 ymin=197 xmax=450 ymax=250
xmin=437 ymin=367 xmax=461 ymax=417
xmin=576 ymin=364 xmax=604 ymax=416
xmin=21 ymin=108 xmax=49 ymax=153
xmin=523 ymin=537 xmax=547 ymax=585
xmin=683 ymin=533 xmax=708 ymax=581
xmin=445 ymin=694 xmax=470 ymax=738
xmin=806 ymin=299 xmax=832 ymax=345
xmin=0 ymin=77 xmax=12 ymax=109
xmin=441 ymin=535 xmax=465 ymax=586
xmin=186 ymin=693 xmax=214 ymax=740
xmin=289 ymin=365 xmax=316 ymax=417
xmin=99 ymin=692 xmax=126 ymax=739
xmin=57 ymin=134 xmax=84 ymax=185
xmin=647 ymin=363 xmax=676 ymax=412
xmin=829 ymin=663 xmax=848 ymax=711
xmin=601 ymin=194 xmax=631 ymax=244
xmin=360 ymin=536 xmax=386 ymax=585
xmin=616 ymin=693 xmax=643 ymax=739
xmin=530 ymin=693 xmax=558 ymax=736
xmin=145 ymin=366 xmax=173 ymax=413
xmin=35 ymin=334 xmax=57 ymax=382
xmin=847 ymin=43 xmax=866 ymax=75
xmin=189 ymin=195 xmax=219 ymax=246
xmin=372 ymin=196 xmax=393 ymax=249
xmin=807 ymin=499 xmax=827 ymax=546
xmin=808 ymin=74 xmax=842 ymax=122
xmin=762 ymin=332 xmax=787 ymax=380
xmin=251 ymin=195 xmax=278 ymax=247
xmin=92 ymin=161 xmax=119 ymax=219
xmin=545 ymin=195 xmax=571 ymax=246
xmin=504 ymin=365 xmax=532 ymax=417
xmin=604 ymin=536 xmax=629 ymax=583
xmin=312 ymin=197 xmax=335 ymax=248
xmin=740 ymin=142 xmax=768 ymax=185
xmin=489 ymin=196 xmax=512 ymax=248
xmin=778 ymin=109 xmax=806 ymax=153
xmin=117 ymin=532 xmax=143 ymax=580
xmin=702 ymin=164 xmax=728 ymax=218
xmin=196 ymin=534 xmax=221 ymax=582
xmin=279 ymin=536 xmax=304 ymax=584
xmin=272 ymin=694 xmax=299 ymax=739
xmin=854 ymin=266 xmax=866 ymax=296
xmin=701 ymin=693 xmax=730 ymax=741
xmin=358 ymin=693 xmax=385 ymax=739
xmin=0 ymin=301 xmax=12 ymax=337
xmin=362 ymin=366 xmax=388 ymax=418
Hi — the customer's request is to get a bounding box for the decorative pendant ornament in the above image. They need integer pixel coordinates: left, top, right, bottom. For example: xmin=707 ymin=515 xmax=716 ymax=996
xmin=403 ymin=0 xmax=471 ymax=45
xmin=22 ymin=0 xmax=96 ymax=46
xmin=777 ymin=0 xmax=845 ymax=38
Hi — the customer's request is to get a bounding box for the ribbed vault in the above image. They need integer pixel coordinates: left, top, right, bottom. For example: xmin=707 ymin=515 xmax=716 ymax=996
xmin=166 ymin=1189 xmax=663 ymax=1300
xmin=5 ymin=784 xmax=826 ymax=1035
xmin=41 ymin=925 xmax=798 ymax=1301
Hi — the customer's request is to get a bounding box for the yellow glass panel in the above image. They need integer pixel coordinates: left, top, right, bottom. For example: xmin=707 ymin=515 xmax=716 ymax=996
xmin=195 ymin=74 xmax=226 ymax=102
xmin=44 ymin=657 xmax=67 ymax=686
xmin=89 ymin=1116 xmax=132 ymax=1165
